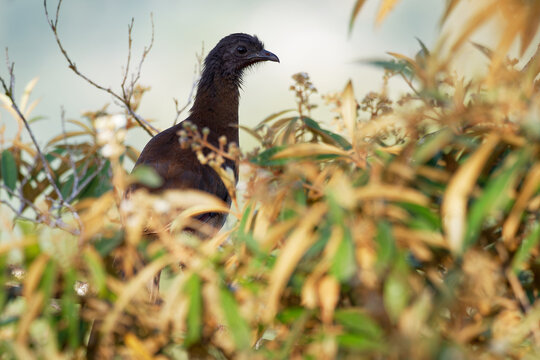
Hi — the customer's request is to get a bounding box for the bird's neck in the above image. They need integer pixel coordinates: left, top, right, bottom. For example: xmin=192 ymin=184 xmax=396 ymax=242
xmin=189 ymin=70 xmax=241 ymax=145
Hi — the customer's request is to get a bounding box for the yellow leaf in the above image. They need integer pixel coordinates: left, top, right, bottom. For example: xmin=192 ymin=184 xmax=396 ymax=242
xmin=376 ymin=0 xmax=400 ymax=25
xmin=263 ymin=203 xmax=327 ymax=322
xmin=125 ymin=333 xmax=154 ymax=360
xmin=355 ymin=184 xmax=430 ymax=206
xmin=441 ymin=133 xmax=499 ymax=254
xmin=271 ymin=142 xmax=349 ymax=159
xmin=318 ymin=275 xmax=340 ymax=325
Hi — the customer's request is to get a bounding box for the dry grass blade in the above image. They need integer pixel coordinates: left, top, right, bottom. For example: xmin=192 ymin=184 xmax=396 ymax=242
xmin=263 ymin=202 xmax=327 ymax=322
xmin=442 ymin=133 xmax=500 ymax=254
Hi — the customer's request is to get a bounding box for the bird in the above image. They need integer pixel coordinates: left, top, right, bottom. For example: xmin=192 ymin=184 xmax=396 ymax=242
xmin=130 ymin=33 xmax=279 ymax=232
xmin=87 ymin=34 xmax=278 ymax=357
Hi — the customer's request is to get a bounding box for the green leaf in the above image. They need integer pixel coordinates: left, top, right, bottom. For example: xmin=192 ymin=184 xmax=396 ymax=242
xmin=61 ymin=268 xmax=80 ymax=349
xmin=83 ymin=249 xmax=107 ymax=297
xmin=398 ymin=202 xmax=441 ymax=231
xmin=1 ymin=150 xmax=18 ymax=192
xmin=359 ymin=59 xmax=413 ymax=77
xmin=40 ymin=260 xmax=58 ymax=307
xmin=250 ymin=146 xmax=288 ymax=166
xmin=511 ymin=222 xmax=540 ymax=274
xmin=375 ymin=221 xmax=395 ymax=273
xmin=131 ymin=165 xmax=163 ymax=188
xmin=337 ymin=334 xmax=382 ymax=351
xmin=465 ymin=147 xmax=530 ymax=249
xmin=383 ymin=256 xmax=410 ymax=323
xmin=78 ymin=160 xmax=112 ymax=199
xmin=220 ymin=287 xmax=251 ymax=350
xmin=184 ymin=274 xmax=202 ymax=346
xmin=93 ymin=231 xmax=123 ymax=257
xmin=334 ymin=309 xmax=383 ymax=339
xmin=301 ymin=117 xmax=352 ymax=150
xmin=330 ymin=229 xmax=356 ymax=282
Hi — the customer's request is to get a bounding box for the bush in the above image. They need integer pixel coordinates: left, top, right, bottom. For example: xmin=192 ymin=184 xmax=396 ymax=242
xmin=0 ymin=0 xmax=539 ymax=358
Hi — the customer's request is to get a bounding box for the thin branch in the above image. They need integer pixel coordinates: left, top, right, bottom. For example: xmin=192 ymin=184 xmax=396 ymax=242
xmin=173 ymin=44 xmax=204 ymax=125
xmin=43 ymin=0 xmax=158 ymax=137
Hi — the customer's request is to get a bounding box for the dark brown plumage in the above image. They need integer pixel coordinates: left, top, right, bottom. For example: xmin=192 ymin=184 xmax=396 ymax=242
xmin=131 ymin=33 xmax=279 ymax=230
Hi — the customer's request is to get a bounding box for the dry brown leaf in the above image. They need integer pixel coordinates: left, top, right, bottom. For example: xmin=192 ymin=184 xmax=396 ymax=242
xmin=442 ymin=133 xmax=499 ymax=253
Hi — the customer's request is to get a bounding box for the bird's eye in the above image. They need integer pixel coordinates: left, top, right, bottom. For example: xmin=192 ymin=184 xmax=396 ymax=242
xmin=236 ymin=46 xmax=247 ymax=55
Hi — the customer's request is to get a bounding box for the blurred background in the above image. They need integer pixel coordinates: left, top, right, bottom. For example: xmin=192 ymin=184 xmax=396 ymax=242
xmin=1 ymin=0 xmax=446 ymax=151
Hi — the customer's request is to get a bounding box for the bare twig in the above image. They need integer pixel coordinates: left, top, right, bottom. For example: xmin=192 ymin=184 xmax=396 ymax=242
xmin=173 ymin=43 xmax=204 ymax=125
xmin=43 ymin=0 xmax=158 ymax=137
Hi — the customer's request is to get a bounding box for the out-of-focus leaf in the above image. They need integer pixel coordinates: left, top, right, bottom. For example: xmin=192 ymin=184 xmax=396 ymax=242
xmin=334 ymin=309 xmax=383 ymax=339
xmin=271 ymin=143 xmax=348 ymax=160
xmin=442 ymin=133 xmax=499 ymax=254
xmin=383 ymin=257 xmax=410 ymax=323
xmin=257 ymin=109 xmax=295 ymax=128
xmin=340 ymin=80 xmax=357 ymax=145
xmin=61 ymin=268 xmax=80 ymax=348
xmin=348 ymin=0 xmax=368 ymax=34
xmin=398 ymin=202 xmax=441 ymax=231
xmin=301 ymin=117 xmax=352 ymax=150
xmin=83 ymin=248 xmax=107 ymax=297
xmin=337 ymin=334 xmax=383 ymax=351
xmin=375 ymin=221 xmax=395 ymax=273
xmin=250 ymin=145 xmax=287 ymax=166
xmin=1 ymin=149 xmax=18 ymax=192
xmin=449 ymin=3 xmax=497 ymax=55
xmin=93 ymin=231 xmax=123 ymax=257
xmin=511 ymin=222 xmax=540 ymax=274
xmin=413 ymin=129 xmax=453 ymax=165
xmin=359 ymin=59 xmax=413 ymax=78
xmin=277 ymin=307 xmax=306 ymax=324
xmin=131 ymin=165 xmax=163 ymax=188
xmin=330 ymin=229 xmax=356 ymax=282
xmin=376 ymin=0 xmax=400 ymax=25
xmin=441 ymin=0 xmax=462 ymax=24
xmin=464 ymin=147 xmax=530 ymax=249
xmin=184 ymin=274 xmax=202 ymax=346
xmin=220 ymin=287 xmax=251 ymax=350
xmin=78 ymin=160 xmax=112 ymax=199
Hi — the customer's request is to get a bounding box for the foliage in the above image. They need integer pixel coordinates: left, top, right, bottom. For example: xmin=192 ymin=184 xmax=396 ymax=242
xmin=0 ymin=0 xmax=539 ymax=359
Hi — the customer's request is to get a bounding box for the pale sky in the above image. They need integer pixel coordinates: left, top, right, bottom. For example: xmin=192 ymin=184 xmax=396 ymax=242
xmin=0 ymin=0 xmax=445 ymax=151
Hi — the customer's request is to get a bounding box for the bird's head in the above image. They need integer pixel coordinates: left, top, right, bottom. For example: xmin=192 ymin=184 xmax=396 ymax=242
xmin=204 ymin=33 xmax=279 ymax=81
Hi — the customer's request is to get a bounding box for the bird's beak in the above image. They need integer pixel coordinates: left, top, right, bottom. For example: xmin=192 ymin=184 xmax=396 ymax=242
xmin=250 ymin=49 xmax=280 ymax=63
